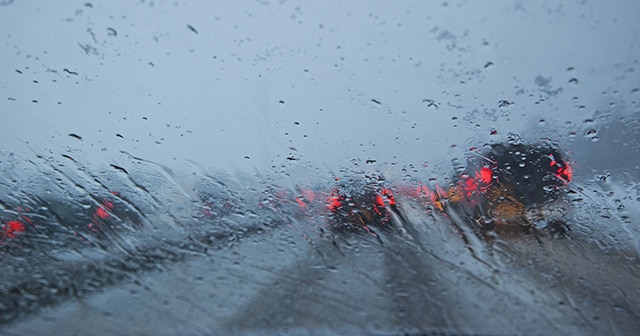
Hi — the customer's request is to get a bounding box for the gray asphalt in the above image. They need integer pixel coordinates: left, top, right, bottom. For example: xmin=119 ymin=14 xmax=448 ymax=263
xmin=4 ymin=194 xmax=639 ymax=336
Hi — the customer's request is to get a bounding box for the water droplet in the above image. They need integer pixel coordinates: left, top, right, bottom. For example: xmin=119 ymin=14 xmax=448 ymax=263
xmin=422 ymin=98 xmax=438 ymax=109
xmin=498 ymin=100 xmax=513 ymax=108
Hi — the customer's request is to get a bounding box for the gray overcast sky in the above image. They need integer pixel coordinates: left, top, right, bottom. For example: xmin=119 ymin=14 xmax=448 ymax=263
xmin=2 ymin=0 xmax=638 ymax=181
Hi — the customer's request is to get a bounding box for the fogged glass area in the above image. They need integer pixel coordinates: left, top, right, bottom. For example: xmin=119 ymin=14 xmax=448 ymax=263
xmin=1 ymin=1 xmax=639 ymax=335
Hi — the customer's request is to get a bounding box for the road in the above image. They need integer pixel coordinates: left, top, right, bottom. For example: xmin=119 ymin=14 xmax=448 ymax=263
xmin=3 ymin=187 xmax=639 ymax=335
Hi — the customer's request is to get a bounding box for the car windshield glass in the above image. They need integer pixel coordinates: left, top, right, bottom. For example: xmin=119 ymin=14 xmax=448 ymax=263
xmin=1 ymin=1 xmax=639 ymax=335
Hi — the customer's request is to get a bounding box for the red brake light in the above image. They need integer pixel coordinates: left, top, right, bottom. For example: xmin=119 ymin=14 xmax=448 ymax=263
xmin=3 ymin=220 xmax=26 ymax=239
xmin=94 ymin=200 xmax=114 ymax=220
xmin=327 ymin=195 xmax=342 ymax=212
xmin=478 ymin=166 xmax=493 ymax=184
xmin=549 ymin=154 xmax=573 ymax=183
xmin=556 ymin=164 xmax=573 ymax=182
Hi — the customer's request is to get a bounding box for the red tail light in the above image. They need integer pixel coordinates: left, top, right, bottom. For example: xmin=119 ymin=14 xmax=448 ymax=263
xmin=549 ymin=155 xmax=573 ymax=183
xmin=325 ymin=182 xmax=395 ymax=230
xmin=87 ymin=197 xmax=116 ymax=231
xmin=2 ymin=220 xmax=26 ymax=239
xmin=461 ymin=166 xmax=493 ymax=198
xmin=478 ymin=166 xmax=493 ymax=184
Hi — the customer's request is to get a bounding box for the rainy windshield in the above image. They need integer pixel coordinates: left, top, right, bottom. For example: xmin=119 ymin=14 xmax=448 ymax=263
xmin=2 ymin=1 xmax=639 ymax=335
